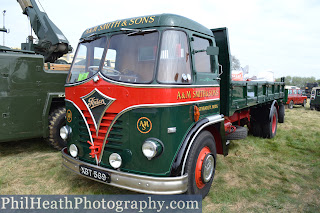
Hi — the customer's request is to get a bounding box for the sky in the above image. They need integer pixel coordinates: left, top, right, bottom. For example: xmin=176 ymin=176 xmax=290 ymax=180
xmin=1 ymin=0 xmax=320 ymax=79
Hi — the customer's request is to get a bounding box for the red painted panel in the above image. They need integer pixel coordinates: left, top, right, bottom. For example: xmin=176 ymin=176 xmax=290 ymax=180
xmin=65 ymin=79 xmax=220 ymax=114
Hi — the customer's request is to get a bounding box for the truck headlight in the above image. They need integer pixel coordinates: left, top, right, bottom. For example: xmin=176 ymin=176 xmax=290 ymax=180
xmin=109 ymin=153 xmax=122 ymax=169
xmin=69 ymin=144 xmax=78 ymax=158
xmin=60 ymin=125 xmax=72 ymax=140
xmin=142 ymin=138 xmax=163 ymax=160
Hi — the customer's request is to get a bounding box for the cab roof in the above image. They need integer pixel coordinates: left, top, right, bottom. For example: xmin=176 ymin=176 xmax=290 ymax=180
xmin=285 ymin=86 xmax=301 ymax=90
xmin=311 ymin=87 xmax=320 ymax=91
xmin=81 ymin=13 xmax=213 ymax=39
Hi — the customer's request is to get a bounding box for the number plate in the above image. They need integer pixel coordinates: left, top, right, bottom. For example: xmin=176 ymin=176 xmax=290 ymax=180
xmin=79 ymin=165 xmax=111 ymax=183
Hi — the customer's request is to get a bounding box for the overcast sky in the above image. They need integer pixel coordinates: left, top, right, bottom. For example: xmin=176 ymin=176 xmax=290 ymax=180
xmin=1 ymin=0 xmax=320 ymax=79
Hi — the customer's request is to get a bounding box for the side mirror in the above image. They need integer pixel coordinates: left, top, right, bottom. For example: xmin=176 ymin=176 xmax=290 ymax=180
xmin=206 ymin=46 xmax=219 ymax=55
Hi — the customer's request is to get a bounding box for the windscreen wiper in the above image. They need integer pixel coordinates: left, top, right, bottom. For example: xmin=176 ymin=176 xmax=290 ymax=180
xmin=80 ymin=33 xmax=100 ymax=43
xmin=120 ymin=28 xmax=157 ymax=36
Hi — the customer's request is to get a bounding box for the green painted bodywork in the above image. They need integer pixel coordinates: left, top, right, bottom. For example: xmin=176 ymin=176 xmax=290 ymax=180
xmin=66 ymin=99 xmax=220 ymax=176
xmin=0 ymin=48 xmax=68 ymax=142
xmin=66 ymin=14 xmax=285 ymax=177
xmin=82 ymin=14 xmax=213 ymax=39
xmin=229 ymin=81 xmax=285 ymax=115
xmin=211 ymin=28 xmax=285 ymax=116
xmin=310 ymin=87 xmax=320 ymax=109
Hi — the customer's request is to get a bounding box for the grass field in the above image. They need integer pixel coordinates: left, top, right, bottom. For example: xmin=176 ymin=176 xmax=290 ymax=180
xmin=0 ymin=103 xmax=319 ymax=212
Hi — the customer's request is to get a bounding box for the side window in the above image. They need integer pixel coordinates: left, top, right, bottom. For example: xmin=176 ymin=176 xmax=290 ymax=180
xmin=294 ymin=89 xmax=297 ymax=95
xmin=317 ymin=90 xmax=320 ymax=96
xmin=67 ymin=37 xmax=107 ymax=83
xmin=193 ymin=36 xmax=211 ymax=73
xmin=288 ymin=90 xmax=292 ymax=95
xmin=157 ymin=30 xmax=191 ymax=84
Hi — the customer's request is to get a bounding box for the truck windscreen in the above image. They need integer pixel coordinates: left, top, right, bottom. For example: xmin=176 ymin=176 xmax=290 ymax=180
xmin=101 ymin=31 xmax=159 ymax=83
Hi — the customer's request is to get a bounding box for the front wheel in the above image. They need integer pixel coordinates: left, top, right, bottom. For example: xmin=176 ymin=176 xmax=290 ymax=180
xmin=47 ymin=107 xmax=66 ymax=150
xmin=185 ymin=130 xmax=216 ymax=198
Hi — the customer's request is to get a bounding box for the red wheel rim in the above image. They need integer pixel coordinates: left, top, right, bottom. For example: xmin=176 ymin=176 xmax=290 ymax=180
xmin=272 ymin=113 xmax=277 ymax=134
xmin=195 ymin=146 xmax=211 ymax=189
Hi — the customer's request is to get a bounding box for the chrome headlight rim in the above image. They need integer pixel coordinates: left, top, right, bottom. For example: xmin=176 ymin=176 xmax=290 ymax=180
xmin=142 ymin=138 xmax=164 ymax=160
xmin=109 ymin=153 xmax=122 ymax=169
xmin=60 ymin=125 xmax=72 ymax=140
xmin=69 ymin=144 xmax=78 ymax=158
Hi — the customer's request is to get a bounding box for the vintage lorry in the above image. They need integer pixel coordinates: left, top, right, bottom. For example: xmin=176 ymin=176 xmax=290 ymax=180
xmin=0 ymin=0 xmax=72 ymax=149
xmin=284 ymin=86 xmax=307 ymax=109
xmin=61 ymin=14 xmax=285 ymax=198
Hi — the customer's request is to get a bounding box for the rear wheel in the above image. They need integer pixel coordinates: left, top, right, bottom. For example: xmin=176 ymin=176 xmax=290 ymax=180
xmin=278 ymin=104 xmax=285 ymax=123
xmin=262 ymin=106 xmax=278 ymax=138
xmin=47 ymin=107 xmax=66 ymax=150
xmin=289 ymin=100 xmax=294 ymax=109
xmin=185 ymin=130 xmax=216 ymax=198
xmin=249 ymin=120 xmax=262 ymax=137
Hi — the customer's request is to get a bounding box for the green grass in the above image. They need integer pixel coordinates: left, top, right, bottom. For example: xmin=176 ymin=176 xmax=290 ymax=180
xmin=204 ymin=104 xmax=320 ymax=212
xmin=0 ymin=104 xmax=319 ymax=212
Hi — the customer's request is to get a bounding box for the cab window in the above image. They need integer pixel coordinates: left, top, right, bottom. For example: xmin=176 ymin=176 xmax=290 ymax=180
xmin=193 ymin=36 xmax=211 ymax=73
xmin=157 ymin=30 xmax=192 ymax=84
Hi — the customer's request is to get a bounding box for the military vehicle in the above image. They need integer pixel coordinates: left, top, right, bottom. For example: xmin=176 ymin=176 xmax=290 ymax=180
xmin=0 ymin=0 xmax=72 ymax=149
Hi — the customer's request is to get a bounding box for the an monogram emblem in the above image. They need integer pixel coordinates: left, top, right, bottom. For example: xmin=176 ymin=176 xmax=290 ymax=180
xmin=81 ymin=89 xmax=115 ymax=131
xmin=137 ymin=117 xmax=152 ymax=134
xmin=66 ymin=109 xmax=72 ymax=123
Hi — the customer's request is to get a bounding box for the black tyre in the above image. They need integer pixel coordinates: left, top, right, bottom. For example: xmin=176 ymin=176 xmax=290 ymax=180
xmin=226 ymin=125 xmax=248 ymax=140
xmin=262 ymin=106 xmax=278 ymax=138
xmin=249 ymin=120 xmax=262 ymax=137
xmin=185 ymin=130 xmax=216 ymax=199
xmin=288 ymin=100 xmax=294 ymax=109
xmin=278 ymin=104 xmax=285 ymax=123
xmin=47 ymin=107 xmax=66 ymax=150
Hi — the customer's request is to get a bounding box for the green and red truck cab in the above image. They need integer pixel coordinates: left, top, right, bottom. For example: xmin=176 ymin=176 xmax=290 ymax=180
xmin=61 ymin=14 xmax=285 ymax=198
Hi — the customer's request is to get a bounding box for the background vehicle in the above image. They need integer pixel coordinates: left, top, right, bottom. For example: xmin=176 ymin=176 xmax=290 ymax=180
xmin=284 ymin=86 xmax=307 ymax=109
xmin=61 ymin=14 xmax=285 ymax=198
xmin=310 ymin=87 xmax=320 ymax=110
xmin=0 ymin=0 xmax=72 ymax=149
xmin=304 ymin=82 xmax=318 ymax=98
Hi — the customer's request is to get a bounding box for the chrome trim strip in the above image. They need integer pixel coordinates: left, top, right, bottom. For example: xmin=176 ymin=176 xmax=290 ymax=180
xmin=99 ymin=73 xmax=220 ymax=88
xmin=98 ymin=98 xmax=220 ymax=163
xmin=65 ymin=99 xmax=97 ymax=163
xmin=181 ymin=114 xmax=224 ymax=175
xmin=62 ymin=148 xmax=188 ymax=195
xmin=80 ymin=88 xmax=116 ymax=134
xmin=65 ymin=71 xmax=219 ymax=88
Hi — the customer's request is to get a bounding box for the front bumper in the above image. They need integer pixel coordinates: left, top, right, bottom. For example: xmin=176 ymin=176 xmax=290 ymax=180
xmin=62 ymin=148 xmax=188 ymax=194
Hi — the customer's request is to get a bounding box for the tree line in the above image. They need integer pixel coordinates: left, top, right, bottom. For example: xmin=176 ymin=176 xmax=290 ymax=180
xmin=275 ymin=76 xmax=319 ymax=88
